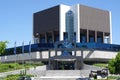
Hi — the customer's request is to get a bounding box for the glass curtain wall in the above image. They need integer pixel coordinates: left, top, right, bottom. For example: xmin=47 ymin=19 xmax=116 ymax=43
xmin=65 ymin=10 xmax=74 ymax=41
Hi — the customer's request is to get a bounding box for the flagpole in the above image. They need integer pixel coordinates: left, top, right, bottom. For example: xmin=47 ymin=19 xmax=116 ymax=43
xmin=29 ymin=41 xmax=31 ymax=74
xmin=14 ymin=42 xmax=16 ymax=70
xmin=22 ymin=41 xmax=24 ymax=70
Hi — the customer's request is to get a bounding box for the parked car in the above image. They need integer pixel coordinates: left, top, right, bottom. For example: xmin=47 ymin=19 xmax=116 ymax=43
xmin=117 ymin=78 xmax=120 ymax=80
xmin=77 ymin=78 xmax=91 ymax=80
xmin=17 ymin=76 xmax=31 ymax=80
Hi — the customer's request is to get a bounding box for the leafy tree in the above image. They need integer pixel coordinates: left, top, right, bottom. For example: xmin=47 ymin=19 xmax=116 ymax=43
xmin=114 ymin=52 xmax=120 ymax=74
xmin=108 ymin=58 xmax=115 ymax=74
xmin=0 ymin=41 xmax=8 ymax=55
xmin=108 ymin=52 xmax=120 ymax=74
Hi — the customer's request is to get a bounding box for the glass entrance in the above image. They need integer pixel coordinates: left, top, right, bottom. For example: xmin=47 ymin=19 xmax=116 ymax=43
xmin=57 ymin=61 xmax=74 ymax=70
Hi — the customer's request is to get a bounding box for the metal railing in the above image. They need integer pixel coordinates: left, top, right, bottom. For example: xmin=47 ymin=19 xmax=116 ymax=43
xmin=4 ymin=43 xmax=120 ymax=56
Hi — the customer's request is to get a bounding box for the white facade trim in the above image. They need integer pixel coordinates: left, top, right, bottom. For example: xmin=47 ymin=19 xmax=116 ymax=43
xmin=76 ymin=4 xmax=80 ymax=42
xmin=109 ymin=11 xmax=112 ymax=44
xmin=71 ymin=4 xmax=80 ymax=42
xmin=0 ymin=50 xmax=117 ymax=63
xmin=59 ymin=5 xmax=70 ymax=41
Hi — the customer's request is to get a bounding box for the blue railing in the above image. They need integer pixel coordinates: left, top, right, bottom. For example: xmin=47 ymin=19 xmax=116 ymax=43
xmin=4 ymin=42 xmax=120 ymax=56
xmin=76 ymin=43 xmax=120 ymax=51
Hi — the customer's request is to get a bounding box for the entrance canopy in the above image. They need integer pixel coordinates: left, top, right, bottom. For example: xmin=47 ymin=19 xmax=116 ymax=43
xmin=50 ymin=56 xmax=81 ymax=61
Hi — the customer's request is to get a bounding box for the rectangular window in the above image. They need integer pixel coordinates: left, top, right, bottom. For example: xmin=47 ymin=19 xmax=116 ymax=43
xmin=64 ymin=32 xmax=68 ymax=40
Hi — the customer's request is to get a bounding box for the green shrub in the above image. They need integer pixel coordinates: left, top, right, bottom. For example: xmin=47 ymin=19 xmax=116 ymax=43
xmin=4 ymin=74 xmax=19 ymax=80
xmin=108 ymin=52 xmax=120 ymax=74
xmin=4 ymin=74 xmax=34 ymax=80
xmin=0 ymin=63 xmax=22 ymax=72
xmin=0 ymin=62 xmax=44 ymax=73
xmin=108 ymin=76 xmax=120 ymax=79
xmin=93 ymin=63 xmax=108 ymax=68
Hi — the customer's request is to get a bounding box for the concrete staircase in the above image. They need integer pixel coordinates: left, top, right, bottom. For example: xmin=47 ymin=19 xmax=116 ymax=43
xmin=31 ymin=70 xmax=90 ymax=80
xmin=45 ymin=70 xmax=80 ymax=76
xmin=0 ymin=65 xmax=101 ymax=80
xmin=30 ymin=64 xmax=102 ymax=80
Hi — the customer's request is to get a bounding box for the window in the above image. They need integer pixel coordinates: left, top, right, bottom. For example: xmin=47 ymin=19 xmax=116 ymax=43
xmin=65 ymin=10 xmax=74 ymax=41
xmin=90 ymin=37 xmax=94 ymax=43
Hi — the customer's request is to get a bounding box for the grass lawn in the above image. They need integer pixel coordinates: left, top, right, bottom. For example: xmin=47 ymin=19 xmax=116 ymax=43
xmin=93 ymin=63 xmax=108 ymax=68
xmin=3 ymin=74 xmax=34 ymax=80
xmin=108 ymin=75 xmax=120 ymax=80
xmin=0 ymin=62 xmax=44 ymax=73
xmin=0 ymin=77 xmax=4 ymax=80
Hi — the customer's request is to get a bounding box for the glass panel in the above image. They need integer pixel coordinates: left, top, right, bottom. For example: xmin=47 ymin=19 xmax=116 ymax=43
xmin=82 ymin=36 xmax=86 ymax=43
xmin=66 ymin=10 xmax=74 ymax=41
xmin=64 ymin=32 xmax=68 ymax=40
xmin=40 ymin=37 xmax=45 ymax=43
xmin=48 ymin=37 xmax=52 ymax=43
xmin=55 ymin=35 xmax=59 ymax=42
xmin=90 ymin=37 xmax=94 ymax=43
xmin=97 ymin=37 xmax=102 ymax=43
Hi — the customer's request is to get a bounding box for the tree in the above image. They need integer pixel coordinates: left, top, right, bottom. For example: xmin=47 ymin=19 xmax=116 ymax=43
xmin=108 ymin=58 xmax=115 ymax=74
xmin=108 ymin=52 xmax=120 ymax=74
xmin=0 ymin=41 xmax=8 ymax=55
xmin=114 ymin=52 xmax=120 ymax=74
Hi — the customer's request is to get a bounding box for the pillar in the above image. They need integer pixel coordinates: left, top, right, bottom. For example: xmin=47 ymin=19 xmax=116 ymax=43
xmin=48 ymin=50 xmax=51 ymax=70
xmin=55 ymin=50 xmax=57 ymax=56
xmin=87 ymin=29 xmax=89 ymax=43
xmin=35 ymin=33 xmax=40 ymax=43
xmin=74 ymin=50 xmax=76 ymax=56
xmin=56 ymin=61 xmax=58 ymax=70
xmin=52 ymin=31 xmax=54 ymax=43
xmin=81 ymin=50 xmax=84 ymax=69
xmin=39 ymin=34 xmax=40 ymax=43
xmin=109 ymin=35 xmax=111 ymax=44
xmin=48 ymin=60 xmax=51 ymax=70
xmin=49 ymin=50 xmax=51 ymax=58
xmin=74 ymin=60 xmax=77 ymax=70
xmin=45 ymin=32 xmax=47 ymax=43
xmin=95 ymin=31 xmax=97 ymax=43
xmin=103 ymin=32 xmax=104 ymax=43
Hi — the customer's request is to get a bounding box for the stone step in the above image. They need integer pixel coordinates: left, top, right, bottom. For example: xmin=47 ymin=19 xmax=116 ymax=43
xmin=32 ymin=76 xmax=82 ymax=80
xmin=45 ymin=70 xmax=81 ymax=76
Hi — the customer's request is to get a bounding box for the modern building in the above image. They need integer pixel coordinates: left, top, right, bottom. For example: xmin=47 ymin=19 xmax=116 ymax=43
xmin=1 ymin=4 xmax=120 ymax=70
xmin=32 ymin=4 xmax=113 ymax=70
xmin=33 ymin=4 xmax=112 ymax=44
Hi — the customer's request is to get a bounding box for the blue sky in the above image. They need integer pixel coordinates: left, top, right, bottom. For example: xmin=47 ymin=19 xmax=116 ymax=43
xmin=0 ymin=0 xmax=120 ymax=48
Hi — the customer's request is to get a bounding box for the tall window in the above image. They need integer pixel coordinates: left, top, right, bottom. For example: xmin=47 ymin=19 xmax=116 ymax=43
xmin=48 ymin=37 xmax=52 ymax=43
xmin=40 ymin=37 xmax=45 ymax=43
xmin=81 ymin=36 xmax=86 ymax=43
xmin=64 ymin=32 xmax=68 ymax=40
xmin=65 ymin=10 xmax=74 ymax=41
xmin=54 ymin=35 xmax=59 ymax=42
xmin=97 ymin=37 xmax=102 ymax=43
xmin=89 ymin=36 xmax=94 ymax=43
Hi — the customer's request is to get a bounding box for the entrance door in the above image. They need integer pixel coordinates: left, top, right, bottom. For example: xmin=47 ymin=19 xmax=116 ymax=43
xmin=57 ymin=61 xmax=74 ymax=70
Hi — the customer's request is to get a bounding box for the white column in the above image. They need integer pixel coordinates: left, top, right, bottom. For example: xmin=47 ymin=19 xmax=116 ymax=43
xmin=87 ymin=29 xmax=89 ymax=43
xmin=59 ymin=5 xmax=70 ymax=41
xmin=109 ymin=11 xmax=112 ymax=44
xmin=71 ymin=4 xmax=80 ymax=42
xmin=103 ymin=32 xmax=104 ymax=43
xmin=95 ymin=31 xmax=97 ymax=43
